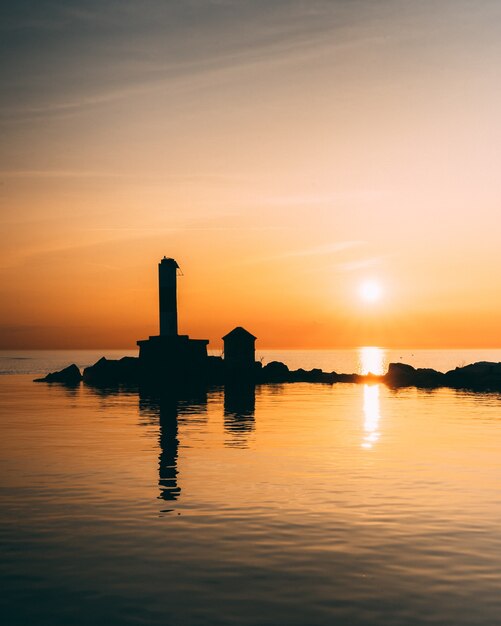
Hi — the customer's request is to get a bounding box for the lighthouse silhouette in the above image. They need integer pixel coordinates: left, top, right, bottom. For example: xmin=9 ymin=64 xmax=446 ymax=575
xmin=158 ymin=257 xmax=179 ymax=336
xmin=137 ymin=257 xmax=209 ymax=382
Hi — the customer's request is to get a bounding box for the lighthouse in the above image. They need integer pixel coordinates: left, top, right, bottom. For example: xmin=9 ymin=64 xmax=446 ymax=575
xmin=158 ymin=257 xmax=179 ymax=336
xmin=137 ymin=257 xmax=209 ymax=381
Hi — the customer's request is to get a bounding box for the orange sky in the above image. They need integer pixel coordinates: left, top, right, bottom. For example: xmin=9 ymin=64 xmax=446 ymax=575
xmin=1 ymin=1 xmax=501 ymax=349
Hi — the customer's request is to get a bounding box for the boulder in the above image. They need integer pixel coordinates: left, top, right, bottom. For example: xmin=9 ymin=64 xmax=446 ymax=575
xmin=289 ymin=368 xmax=337 ymax=383
xmin=289 ymin=367 xmax=307 ymax=381
xmin=385 ymin=363 xmax=444 ymax=388
xmin=261 ymin=361 xmax=290 ymax=383
xmin=34 ymin=364 xmax=82 ymax=384
xmin=385 ymin=363 xmax=416 ymax=386
xmin=83 ymin=356 xmax=139 ymax=385
xmin=444 ymin=361 xmax=501 ymax=390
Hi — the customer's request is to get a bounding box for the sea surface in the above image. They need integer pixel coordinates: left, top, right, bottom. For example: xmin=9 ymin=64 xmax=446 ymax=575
xmin=1 ymin=349 xmax=501 ymax=625
xmin=3 ymin=347 xmax=501 ymax=376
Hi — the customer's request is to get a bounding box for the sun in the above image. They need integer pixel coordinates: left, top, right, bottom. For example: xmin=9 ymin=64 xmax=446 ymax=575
xmin=359 ymin=279 xmax=382 ymax=303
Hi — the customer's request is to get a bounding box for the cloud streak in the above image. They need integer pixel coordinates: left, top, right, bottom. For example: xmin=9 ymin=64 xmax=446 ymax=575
xmin=252 ymin=241 xmax=363 ymax=265
xmin=335 ymin=256 xmax=388 ymax=272
xmin=0 ymin=0 xmax=440 ymax=122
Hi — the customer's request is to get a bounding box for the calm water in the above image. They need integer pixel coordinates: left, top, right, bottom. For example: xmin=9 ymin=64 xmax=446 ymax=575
xmin=4 ymin=347 xmax=501 ymax=376
xmin=1 ymin=350 xmax=501 ymax=625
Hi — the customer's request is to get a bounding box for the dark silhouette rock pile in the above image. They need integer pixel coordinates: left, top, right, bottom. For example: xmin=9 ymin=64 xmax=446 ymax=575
xmin=34 ymin=364 xmax=82 ymax=385
xmin=82 ymin=356 xmax=139 ymax=385
xmin=384 ymin=361 xmax=501 ymax=390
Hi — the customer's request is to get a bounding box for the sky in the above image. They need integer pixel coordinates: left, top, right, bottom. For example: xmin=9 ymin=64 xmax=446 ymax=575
xmin=1 ymin=0 xmax=501 ymax=349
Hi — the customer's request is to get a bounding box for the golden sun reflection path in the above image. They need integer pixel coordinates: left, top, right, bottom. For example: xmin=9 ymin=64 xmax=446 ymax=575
xmin=358 ymin=346 xmax=386 ymax=376
xmin=359 ymin=347 xmax=384 ymax=449
xmin=362 ymin=384 xmax=381 ymax=449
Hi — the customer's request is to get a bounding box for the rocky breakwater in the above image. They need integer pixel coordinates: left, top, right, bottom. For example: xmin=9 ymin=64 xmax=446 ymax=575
xmin=258 ymin=361 xmax=366 ymax=384
xmin=81 ymin=356 xmax=139 ymax=385
xmin=33 ymin=358 xmax=501 ymax=393
xmin=33 ymin=357 xmax=139 ymax=386
xmin=385 ymin=361 xmax=501 ymax=391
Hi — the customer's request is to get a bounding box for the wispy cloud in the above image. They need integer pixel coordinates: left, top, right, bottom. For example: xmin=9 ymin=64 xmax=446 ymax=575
xmin=336 ymin=256 xmax=387 ymax=272
xmin=262 ymin=191 xmax=391 ymax=207
xmin=0 ymin=85 xmax=149 ymax=122
xmin=0 ymin=170 xmax=125 ymax=179
xmin=251 ymin=241 xmax=363 ymax=264
xmin=0 ymin=170 xmax=245 ymax=181
xmin=88 ymin=225 xmax=285 ymax=233
xmin=0 ymin=1 xmax=403 ymax=123
xmin=279 ymin=241 xmax=363 ymax=258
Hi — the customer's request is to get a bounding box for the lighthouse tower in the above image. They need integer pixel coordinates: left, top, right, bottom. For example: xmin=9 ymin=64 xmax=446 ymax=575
xmin=159 ymin=257 xmax=179 ymax=336
xmin=137 ymin=257 xmax=209 ymax=382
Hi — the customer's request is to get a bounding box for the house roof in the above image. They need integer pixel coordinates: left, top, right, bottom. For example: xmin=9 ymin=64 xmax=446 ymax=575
xmin=222 ymin=326 xmax=257 ymax=341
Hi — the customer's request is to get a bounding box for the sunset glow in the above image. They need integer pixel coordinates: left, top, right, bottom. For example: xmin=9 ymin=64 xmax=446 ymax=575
xmin=3 ymin=5 xmax=501 ymax=626
xmin=2 ymin=2 xmax=501 ymax=349
xmin=359 ymin=280 xmax=383 ymax=304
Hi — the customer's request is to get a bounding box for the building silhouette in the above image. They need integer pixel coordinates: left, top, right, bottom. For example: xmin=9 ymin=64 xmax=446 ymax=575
xmin=136 ymin=257 xmax=259 ymax=384
xmin=223 ymin=327 xmax=256 ymax=375
xmin=137 ymin=257 xmax=209 ymax=381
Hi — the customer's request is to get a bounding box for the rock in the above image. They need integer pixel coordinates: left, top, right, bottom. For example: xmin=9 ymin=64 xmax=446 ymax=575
xmin=289 ymin=367 xmax=307 ymax=381
xmin=34 ymin=364 xmax=82 ymax=384
xmin=385 ymin=363 xmax=444 ymax=388
xmin=335 ymin=373 xmax=358 ymax=383
xmin=289 ymin=368 xmax=337 ymax=383
xmin=385 ymin=362 xmax=416 ymax=386
xmin=261 ymin=361 xmax=290 ymax=382
xmin=444 ymin=362 xmax=501 ymax=390
xmin=415 ymin=368 xmax=445 ymax=387
xmin=83 ymin=356 xmax=139 ymax=385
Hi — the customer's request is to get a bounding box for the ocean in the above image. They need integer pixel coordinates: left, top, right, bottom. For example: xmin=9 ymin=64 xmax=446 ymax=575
xmin=1 ymin=349 xmax=501 ymax=625
xmin=3 ymin=347 xmax=501 ymax=376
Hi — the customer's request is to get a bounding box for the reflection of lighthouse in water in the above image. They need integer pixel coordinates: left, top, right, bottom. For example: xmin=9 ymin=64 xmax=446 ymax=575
xmin=157 ymin=397 xmax=181 ymax=501
xmin=138 ymin=393 xmax=181 ymax=503
xmin=139 ymin=390 xmax=208 ymax=505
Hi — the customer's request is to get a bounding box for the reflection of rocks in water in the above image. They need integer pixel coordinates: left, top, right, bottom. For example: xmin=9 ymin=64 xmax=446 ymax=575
xmin=55 ymin=381 xmax=82 ymax=399
xmin=224 ymin=383 xmax=256 ymax=446
xmin=139 ymin=388 xmax=207 ymax=504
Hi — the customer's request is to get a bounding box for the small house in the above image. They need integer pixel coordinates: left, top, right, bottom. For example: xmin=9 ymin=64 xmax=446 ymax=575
xmin=222 ymin=327 xmax=256 ymax=371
